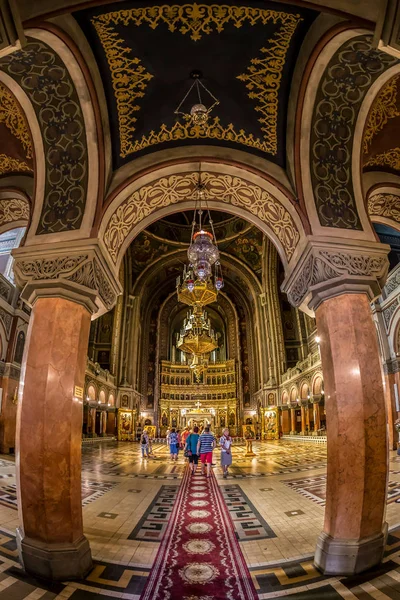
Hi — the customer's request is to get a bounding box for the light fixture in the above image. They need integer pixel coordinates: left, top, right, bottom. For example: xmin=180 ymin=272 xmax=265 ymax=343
xmin=315 ymin=336 xmax=321 ymax=344
xmin=174 ymin=70 xmax=219 ymax=130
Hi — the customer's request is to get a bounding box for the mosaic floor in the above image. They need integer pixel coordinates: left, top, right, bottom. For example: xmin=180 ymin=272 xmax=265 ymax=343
xmin=0 ymin=440 xmax=397 ymax=598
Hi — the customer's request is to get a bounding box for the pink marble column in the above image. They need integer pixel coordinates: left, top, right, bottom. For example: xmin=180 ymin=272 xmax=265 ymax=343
xmin=16 ymin=297 xmax=93 ymax=580
xmin=314 ymin=294 xmax=387 ymax=575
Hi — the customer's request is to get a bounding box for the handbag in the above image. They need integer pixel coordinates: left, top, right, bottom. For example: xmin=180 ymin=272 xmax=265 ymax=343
xmin=184 ymin=434 xmax=192 ymax=457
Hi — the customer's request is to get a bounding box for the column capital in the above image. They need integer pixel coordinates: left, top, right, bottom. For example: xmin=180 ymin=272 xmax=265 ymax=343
xmin=12 ymin=241 xmax=122 ymax=317
xmin=281 ymin=238 xmax=390 ymax=312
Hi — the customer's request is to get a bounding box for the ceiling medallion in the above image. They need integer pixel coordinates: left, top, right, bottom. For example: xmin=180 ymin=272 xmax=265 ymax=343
xmin=176 ymin=171 xmax=224 ymax=381
xmin=174 ymin=70 xmax=219 ymax=130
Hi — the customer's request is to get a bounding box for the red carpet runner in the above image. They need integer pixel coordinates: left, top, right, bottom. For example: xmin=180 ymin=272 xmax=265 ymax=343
xmin=141 ymin=466 xmax=258 ymax=599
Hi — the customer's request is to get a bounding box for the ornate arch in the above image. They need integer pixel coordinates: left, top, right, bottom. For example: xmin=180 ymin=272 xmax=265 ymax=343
xmin=0 ymin=28 xmax=100 ymax=241
xmin=99 ymin=161 xmax=305 ymax=271
xmin=298 ymin=28 xmax=399 ymax=237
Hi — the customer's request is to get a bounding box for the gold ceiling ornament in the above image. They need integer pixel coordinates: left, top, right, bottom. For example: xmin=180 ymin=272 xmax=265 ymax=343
xmin=363 ymin=75 xmax=400 ymax=154
xmin=91 ymin=19 xmax=154 ymax=158
xmin=103 ymin=171 xmax=300 ymax=264
xmin=174 ymin=70 xmax=219 ymax=130
xmin=0 ymin=154 xmax=32 ymax=175
xmin=130 ymin=117 xmax=276 ymax=155
xmin=92 ymin=5 xmax=301 ymax=158
xmin=0 ymin=84 xmax=32 ymax=159
xmin=237 ymin=15 xmax=300 ymax=155
xmin=364 ymin=147 xmax=400 ymax=171
xmin=368 ymin=193 xmax=400 ymax=223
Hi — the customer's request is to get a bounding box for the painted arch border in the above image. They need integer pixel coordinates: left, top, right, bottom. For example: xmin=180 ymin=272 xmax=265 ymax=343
xmin=99 ymin=161 xmax=307 ymax=273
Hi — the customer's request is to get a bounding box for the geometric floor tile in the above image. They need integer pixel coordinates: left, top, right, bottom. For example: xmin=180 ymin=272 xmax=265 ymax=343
xmin=220 ymin=484 xmax=277 ymax=540
xmin=127 ymin=485 xmax=179 ymax=542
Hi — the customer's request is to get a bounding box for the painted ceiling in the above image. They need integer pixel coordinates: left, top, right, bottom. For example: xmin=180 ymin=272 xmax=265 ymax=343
xmin=130 ymin=211 xmax=264 ymax=275
xmin=74 ymin=1 xmax=317 ymax=169
xmin=363 ymin=74 xmax=400 ymax=174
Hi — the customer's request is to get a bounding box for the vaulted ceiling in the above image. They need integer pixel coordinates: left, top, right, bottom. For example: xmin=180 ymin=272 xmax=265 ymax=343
xmin=74 ymin=1 xmax=318 ymax=169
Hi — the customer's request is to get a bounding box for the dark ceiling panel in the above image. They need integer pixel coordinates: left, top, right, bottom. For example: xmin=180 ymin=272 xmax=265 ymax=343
xmin=74 ymin=1 xmax=318 ymax=169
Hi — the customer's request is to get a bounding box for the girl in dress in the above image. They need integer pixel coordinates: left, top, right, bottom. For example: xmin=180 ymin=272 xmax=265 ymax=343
xmin=219 ymin=428 xmax=232 ymax=478
xmin=167 ymin=428 xmax=179 ymax=461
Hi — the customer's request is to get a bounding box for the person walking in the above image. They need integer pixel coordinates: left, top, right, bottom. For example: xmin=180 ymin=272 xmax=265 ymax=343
xmin=185 ymin=426 xmax=200 ymax=474
xmin=167 ymin=428 xmax=179 ymax=461
xmin=197 ymin=426 xmax=216 ymax=477
xmin=220 ymin=428 xmax=232 ymax=478
xmin=181 ymin=426 xmax=190 ymax=462
xmin=140 ymin=428 xmax=149 ymax=459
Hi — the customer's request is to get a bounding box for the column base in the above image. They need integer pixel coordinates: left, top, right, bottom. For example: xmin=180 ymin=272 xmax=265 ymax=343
xmin=314 ymin=525 xmax=387 ymax=576
xmin=17 ymin=529 xmax=93 ymax=581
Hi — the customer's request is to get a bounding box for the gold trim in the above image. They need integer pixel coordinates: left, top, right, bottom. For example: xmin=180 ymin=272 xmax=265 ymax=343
xmin=363 ymin=75 xmax=400 ymax=154
xmin=237 ymin=15 xmax=300 ymax=154
xmin=364 ymin=147 xmax=400 ymax=171
xmin=368 ymin=193 xmax=400 ymax=223
xmin=92 ymin=5 xmax=301 ymax=158
xmin=0 ymin=154 xmax=32 ymax=175
xmin=0 ymin=84 xmax=32 ymax=159
xmin=103 ymin=171 xmax=300 ymax=264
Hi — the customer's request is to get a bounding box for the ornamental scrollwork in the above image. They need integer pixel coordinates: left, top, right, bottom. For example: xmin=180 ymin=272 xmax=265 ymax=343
xmin=0 ymin=307 xmax=12 ymax=338
xmin=383 ymin=299 xmax=399 ymax=330
xmin=14 ymin=255 xmax=117 ymax=310
xmin=0 ymin=154 xmax=32 ymax=175
xmin=364 ymin=148 xmax=400 ymax=171
xmin=368 ymin=193 xmax=400 ymax=223
xmin=0 ymin=40 xmax=88 ymax=234
xmin=92 ymin=5 xmax=301 ymax=157
xmin=0 ymin=197 xmax=30 ymax=227
xmin=363 ymin=75 xmax=400 ymax=153
xmin=287 ymin=249 xmax=388 ymax=307
xmin=310 ymin=34 xmax=398 ymax=229
xmin=0 ymin=83 xmax=32 ymax=158
xmin=103 ymin=171 xmax=300 ymax=264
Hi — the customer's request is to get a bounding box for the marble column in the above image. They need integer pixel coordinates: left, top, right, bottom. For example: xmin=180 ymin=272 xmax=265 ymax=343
xmin=102 ymin=411 xmax=108 ymax=436
xmin=300 ymin=405 xmax=306 ymax=435
xmin=383 ymin=370 xmax=399 ymax=451
xmin=90 ymin=408 xmax=97 ymax=436
xmin=313 ymin=402 xmax=320 ymax=432
xmin=314 ymin=294 xmax=387 ymax=576
xmin=16 ymin=297 xmax=93 ymax=580
xmin=290 ymin=407 xmax=296 ymax=434
xmin=306 ymin=404 xmax=311 ymax=432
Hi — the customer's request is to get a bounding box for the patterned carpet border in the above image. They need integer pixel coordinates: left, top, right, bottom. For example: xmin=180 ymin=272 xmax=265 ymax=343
xmin=140 ymin=467 xmax=258 ymax=599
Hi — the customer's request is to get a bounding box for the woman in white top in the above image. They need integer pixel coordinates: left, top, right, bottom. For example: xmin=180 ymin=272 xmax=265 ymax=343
xmin=219 ymin=428 xmax=232 ymax=479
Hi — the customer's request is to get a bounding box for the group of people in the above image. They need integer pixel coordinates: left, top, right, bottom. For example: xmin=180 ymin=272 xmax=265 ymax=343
xmin=166 ymin=425 xmax=232 ymax=478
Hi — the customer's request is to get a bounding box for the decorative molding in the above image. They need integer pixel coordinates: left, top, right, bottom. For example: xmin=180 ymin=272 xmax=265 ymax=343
xmin=383 ymin=264 xmax=400 ymax=296
xmin=0 ymin=196 xmax=29 ymax=227
xmin=0 ymin=307 xmax=12 ymax=338
xmin=0 ymin=39 xmax=88 ymax=234
xmin=310 ymin=34 xmax=398 ymax=229
xmin=13 ymin=245 xmax=122 ymax=315
xmin=92 ymin=5 xmax=301 ymax=157
xmin=103 ymin=171 xmax=300 ymax=264
xmin=283 ymin=242 xmax=389 ymax=309
xmin=0 ymin=83 xmax=32 ymax=157
xmin=368 ymin=193 xmax=400 ymax=223
xmin=383 ymin=298 xmax=399 ymax=330
xmin=0 ymin=154 xmax=31 ymax=175
xmin=363 ymin=75 xmax=400 ymax=153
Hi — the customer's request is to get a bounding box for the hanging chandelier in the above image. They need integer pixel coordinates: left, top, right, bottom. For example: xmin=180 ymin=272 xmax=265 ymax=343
xmin=176 ymin=173 xmax=224 ymax=307
xmin=176 ymin=306 xmax=217 ymax=383
xmin=174 ymin=70 xmax=219 ymax=130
